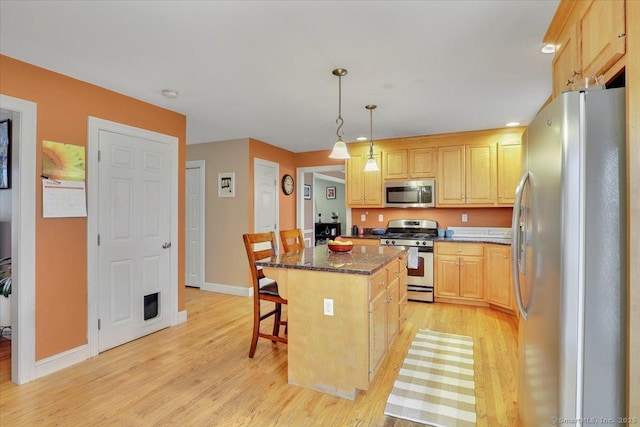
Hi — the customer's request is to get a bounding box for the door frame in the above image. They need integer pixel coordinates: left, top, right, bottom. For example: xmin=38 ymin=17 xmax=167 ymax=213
xmin=87 ymin=117 xmax=179 ymax=357
xmin=0 ymin=94 xmax=37 ymax=384
xmin=185 ymin=160 xmax=205 ymax=288
xmin=296 ymin=165 xmax=350 ymax=233
xmin=253 ymin=158 xmax=279 ymax=234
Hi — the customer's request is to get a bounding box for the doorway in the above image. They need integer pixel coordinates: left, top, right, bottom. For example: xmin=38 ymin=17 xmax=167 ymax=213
xmin=185 ymin=160 xmax=205 ymax=288
xmin=0 ymin=94 xmax=37 ymax=385
xmin=296 ymin=165 xmax=349 ymax=246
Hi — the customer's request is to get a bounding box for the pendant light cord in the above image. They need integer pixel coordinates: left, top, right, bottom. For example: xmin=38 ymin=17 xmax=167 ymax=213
xmin=336 ymin=74 xmax=344 ymax=139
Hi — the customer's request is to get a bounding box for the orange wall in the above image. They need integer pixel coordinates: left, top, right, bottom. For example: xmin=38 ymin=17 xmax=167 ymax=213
xmin=249 ymin=138 xmax=298 ymax=232
xmin=351 ymin=207 xmax=513 ymax=229
xmin=0 ymin=55 xmax=187 ymax=360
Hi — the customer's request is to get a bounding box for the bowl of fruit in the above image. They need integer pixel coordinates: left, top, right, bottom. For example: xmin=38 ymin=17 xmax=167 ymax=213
xmin=327 ymin=237 xmax=354 ymax=253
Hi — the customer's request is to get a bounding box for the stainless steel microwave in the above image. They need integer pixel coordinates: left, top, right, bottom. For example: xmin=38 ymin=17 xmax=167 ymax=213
xmin=384 ymin=180 xmax=435 ymax=208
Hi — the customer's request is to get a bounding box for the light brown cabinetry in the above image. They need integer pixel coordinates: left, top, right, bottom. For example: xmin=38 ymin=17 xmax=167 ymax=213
xmin=485 ymin=244 xmax=513 ymax=310
xmin=347 ymin=150 xmax=383 ymax=207
xmin=398 ymin=254 xmax=409 ymax=328
xmin=435 ymin=242 xmax=484 ymax=300
xmin=384 ymin=147 xmax=436 ymax=180
xmin=579 ymin=0 xmax=625 ymax=79
xmin=368 ymin=258 xmax=404 ymax=378
xmin=549 ymin=0 xmax=626 ymax=98
xmin=497 ymin=142 xmax=522 ymax=205
xmin=437 ymin=144 xmax=497 ymax=206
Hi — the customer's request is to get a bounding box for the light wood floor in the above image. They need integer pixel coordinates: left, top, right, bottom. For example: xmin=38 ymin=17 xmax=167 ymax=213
xmin=0 ymin=288 xmax=519 ymax=426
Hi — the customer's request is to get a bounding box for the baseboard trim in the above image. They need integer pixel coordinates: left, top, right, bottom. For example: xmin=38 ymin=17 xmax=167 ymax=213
xmin=177 ymin=310 xmax=187 ymax=324
xmin=201 ymin=282 xmax=252 ymax=297
xmin=35 ymin=344 xmax=89 ymax=379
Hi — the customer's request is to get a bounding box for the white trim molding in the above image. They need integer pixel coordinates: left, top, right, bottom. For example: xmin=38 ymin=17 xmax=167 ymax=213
xmin=0 ymin=94 xmax=37 ymax=385
xmin=201 ymin=282 xmax=252 ymax=297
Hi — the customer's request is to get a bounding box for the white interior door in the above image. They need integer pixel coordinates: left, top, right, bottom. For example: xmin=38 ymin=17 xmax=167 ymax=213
xmin=97 ymin=130 xmax=172 ymax=352
xmin=254 ymin=159 xmax=278 ymax=235
xmin=185 ymin=161 xmax=205 ymax=288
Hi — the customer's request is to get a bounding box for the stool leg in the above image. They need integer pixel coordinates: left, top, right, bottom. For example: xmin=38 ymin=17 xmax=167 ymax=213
xmin=248 ymin=301 xmax=260 ymax=358
xmin=272 ymin=303 xmax=281 ymax=341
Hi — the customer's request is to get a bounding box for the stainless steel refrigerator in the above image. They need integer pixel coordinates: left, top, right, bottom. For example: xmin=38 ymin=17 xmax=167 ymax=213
xmin=512 ymin=87 xmax=626 ymax=426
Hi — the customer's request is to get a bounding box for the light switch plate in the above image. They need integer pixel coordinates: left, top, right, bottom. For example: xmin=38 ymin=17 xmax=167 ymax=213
xmin=360 ymin=214 xmax=366 ymax=221
xmin=378 ymin=214 xmax=384 ymax=222
xmin=462 ymin=213 xmax=468 ymax=222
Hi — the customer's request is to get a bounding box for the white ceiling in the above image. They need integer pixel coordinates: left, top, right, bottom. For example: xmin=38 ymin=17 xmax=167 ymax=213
xmin=0 ymin=0 xmax=559 ymax=153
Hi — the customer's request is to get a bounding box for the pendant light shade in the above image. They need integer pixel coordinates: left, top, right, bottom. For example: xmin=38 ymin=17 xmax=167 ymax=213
xmin=328 ymin=68 xmax=351 ymax=159
xmin=363 ymin=104 xmax=379 ymax=172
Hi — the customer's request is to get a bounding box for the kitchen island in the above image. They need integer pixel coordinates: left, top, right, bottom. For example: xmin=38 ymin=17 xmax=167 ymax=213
xmin=255 ymin=244 xmax=407 ymax=399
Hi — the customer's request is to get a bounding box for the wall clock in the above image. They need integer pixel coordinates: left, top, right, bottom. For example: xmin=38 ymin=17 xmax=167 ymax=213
xmin=281 ymin=174 xmax=294 ymax=195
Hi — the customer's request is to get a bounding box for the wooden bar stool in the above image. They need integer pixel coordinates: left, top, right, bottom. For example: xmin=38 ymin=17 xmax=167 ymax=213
xmin=279 ymin=228 xmax=305 ymax=253
xmin=242 ymin=231 xmax=288 ymax=358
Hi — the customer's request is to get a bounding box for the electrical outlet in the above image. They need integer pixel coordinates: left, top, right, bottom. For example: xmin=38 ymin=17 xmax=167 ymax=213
xmin=360 ymin=214 xmax=366 ymax=222
xmin=323 ymin=298 xmax=334 ymax=316
xmin=462 ymin=213 xmax=468 ymax=222
xmin=378 ymin=214 xmax=384 ymax=222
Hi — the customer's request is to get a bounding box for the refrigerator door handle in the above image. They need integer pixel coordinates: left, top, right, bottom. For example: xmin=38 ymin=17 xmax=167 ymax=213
xmin=511 ymin=171 xmax=529 ymax=320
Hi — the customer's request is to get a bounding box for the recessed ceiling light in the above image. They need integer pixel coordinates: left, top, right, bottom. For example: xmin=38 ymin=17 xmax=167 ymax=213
xmin=506 ymin=122 xmax=521 ymax=127
xmin=540 ymin=43 xmax=556 ymax=54
xmin=356 ymin=137 xmax=368 ymax=141
xmin=161 ymin=89 xmax=179 ymax=98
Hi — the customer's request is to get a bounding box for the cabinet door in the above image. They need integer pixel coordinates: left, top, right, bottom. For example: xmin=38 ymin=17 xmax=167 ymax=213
xmin=346 ymin=154 xmax=365 ymax=206
xmin=437 ymin=146 xmax=465 ymax=206
xmin=386 ymin=278 xmax=400 ymax=347
xmin=460 ymin=256 xmax=484 ymax=299
xmin=369 ymin=290 xmax=387 ymax=376
xmin=363 ymin=153 xmax=382 ymax=205
xmin=553 ymin=22 xmax=580 ymax=98
xmin=409 ymin=147 xmax=436 ymax=178
xmin=384 ymin=150 xmax=408 ymax=180
xmin=498 ymin=143 xmax=521 ymax=205
xmin=466 ymin=143 xmax=497 ymax=205
xmin=435 ymin=255 xmax=460 ymax=297
xmin=485 ymin=245 xmax=511 ymax=308
xmin=580 ymin=0 xmax=625 ymax=78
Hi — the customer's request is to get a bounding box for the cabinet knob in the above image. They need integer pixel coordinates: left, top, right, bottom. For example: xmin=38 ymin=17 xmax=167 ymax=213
xmin=566 ymin=79 xmax=574 ymax=86
xmin=457 ymin=249 xmax=462 ymax=252
xmin=571 ymin=70 xmax=581 ymax=77
xmin=498 ymin=194 xmax=502 ymax=198
xmin=618 ymin=33 xmax=626 ymax=38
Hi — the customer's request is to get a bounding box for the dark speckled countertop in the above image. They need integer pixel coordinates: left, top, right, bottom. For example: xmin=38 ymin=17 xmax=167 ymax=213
xmin=254 ymin=244 xmax=405 ymax=275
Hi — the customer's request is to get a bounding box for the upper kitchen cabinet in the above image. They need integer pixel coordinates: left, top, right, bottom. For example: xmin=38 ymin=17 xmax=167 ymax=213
xmin=497 ymin=141 xmax=521 ymax=206
xmin=579 ymin=0 xmax=625 ymax=78
xmin=547 ymin=0 xmax=626 ymax=99
xmin=383 ymin=147 xmax=436 ymax=180
xmin=346 ymin=148 xmax=383 ymax=207
xmin=437 ymin=143 xmax=497 ymax=206
xmin=552 ymin=21 xmax=580 ymax=97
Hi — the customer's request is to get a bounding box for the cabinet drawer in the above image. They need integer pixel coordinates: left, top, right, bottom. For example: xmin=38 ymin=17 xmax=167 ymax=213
xmin=369 ymin=268 xmax=387 ymax=301
xmin=387 ymin=260 xmax=400 ymax=283
xmin=436 ymin=242 xmax=483 ymax=256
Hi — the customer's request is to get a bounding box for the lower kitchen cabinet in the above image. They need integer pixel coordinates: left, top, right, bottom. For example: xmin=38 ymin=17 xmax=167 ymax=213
xmin=369 ymin=257 xmax=406 ymax=378
xmin=435 ymin=242 xmax=484 ymax=300
xmin=485 ymin=244 xmax=513 ymax=311
xmin=434 ymin=241 xmax=516 ymax=314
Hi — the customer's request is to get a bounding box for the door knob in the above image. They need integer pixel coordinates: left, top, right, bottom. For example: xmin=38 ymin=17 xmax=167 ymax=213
xmin=162 ymin=242 xmax=172 ymax=249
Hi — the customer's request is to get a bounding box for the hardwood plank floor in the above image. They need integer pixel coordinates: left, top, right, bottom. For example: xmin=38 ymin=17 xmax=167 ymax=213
xmin=0 ymin=288 xmax=519 ymax=426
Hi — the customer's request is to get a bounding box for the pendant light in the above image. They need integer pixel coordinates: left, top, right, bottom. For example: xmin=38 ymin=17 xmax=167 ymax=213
xmin=363 ymin=104 xmax=379 ymax=172
xmin=328 ymin=68 xmax=351 ymax=159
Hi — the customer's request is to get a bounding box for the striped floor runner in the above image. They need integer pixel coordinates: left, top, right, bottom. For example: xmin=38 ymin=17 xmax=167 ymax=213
xmin=384 ymin=329 xmax=476 ymax=426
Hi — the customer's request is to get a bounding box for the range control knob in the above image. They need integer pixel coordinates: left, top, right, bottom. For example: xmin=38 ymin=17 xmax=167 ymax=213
xmin=422 ymin=241 xmax=427 ymax=246
xmin=415 ymin=241 xmax=421 ymax=246
xmin=385 ymin=240 xmax=390 ymax=245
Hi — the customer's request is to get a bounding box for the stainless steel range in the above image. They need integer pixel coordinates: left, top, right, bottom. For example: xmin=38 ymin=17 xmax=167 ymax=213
xmin=379 ymin=219 xmax=437 ymax=302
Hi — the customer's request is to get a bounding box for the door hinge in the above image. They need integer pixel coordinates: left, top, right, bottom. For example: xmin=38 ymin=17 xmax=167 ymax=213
xmin=97 ymin=234 xmax=100 ymax=246
xmin=98 ymin=319 xmax=101 ymax=330
xmin=98 ymin=150 xmax=101 ymax=162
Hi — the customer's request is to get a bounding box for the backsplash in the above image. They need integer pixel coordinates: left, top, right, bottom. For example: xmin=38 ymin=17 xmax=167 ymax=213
xmin=350 ymin=207 xmax=512 ymax=229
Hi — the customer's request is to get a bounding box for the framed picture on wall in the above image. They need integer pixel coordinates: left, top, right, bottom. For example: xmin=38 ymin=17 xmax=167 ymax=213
xmin=218 ymin=172 xmax=235 ymax=198
xmin=0 ymin=119 xmax=10 ymax=189
xmin=326 ymin=186 xmax=336 ymax=199
xmin=304 ymin=184 xmax=311 ymax=200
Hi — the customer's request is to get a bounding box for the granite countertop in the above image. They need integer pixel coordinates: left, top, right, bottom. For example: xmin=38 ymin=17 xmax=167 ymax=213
xmin=255 ymin=244 xmax=405 ymax=275
xmin=435 ymin=236 xmax=512 ymax=245
xmin=338 ymin=233 xmax=382 ymax=240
